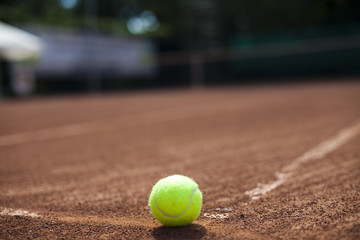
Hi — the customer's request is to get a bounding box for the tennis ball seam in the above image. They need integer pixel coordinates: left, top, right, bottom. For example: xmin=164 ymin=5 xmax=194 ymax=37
xmin=155 ymin=186 xmax=198 ymax=218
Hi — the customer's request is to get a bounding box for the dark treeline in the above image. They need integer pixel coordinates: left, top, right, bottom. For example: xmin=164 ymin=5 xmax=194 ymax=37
xmin=1 ymin=0 xmax=359 ymax=51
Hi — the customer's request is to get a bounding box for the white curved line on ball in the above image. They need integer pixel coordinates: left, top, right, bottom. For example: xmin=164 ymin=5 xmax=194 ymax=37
xmin=155 ymin=186 xmax=198 ymax=218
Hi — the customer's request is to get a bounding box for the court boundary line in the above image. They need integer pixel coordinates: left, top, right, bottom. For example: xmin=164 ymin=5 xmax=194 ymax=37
xmin=0 ymin=97 xmax=253 ymax=147
xmin=245 ymin=119 xmax=360 ymax=200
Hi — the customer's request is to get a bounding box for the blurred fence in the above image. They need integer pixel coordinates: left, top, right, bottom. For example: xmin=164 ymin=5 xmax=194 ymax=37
xmin=158 ymin=24 xmax=360 ymax=87
xmin=1 ymin=23 xmax=360 ymax=97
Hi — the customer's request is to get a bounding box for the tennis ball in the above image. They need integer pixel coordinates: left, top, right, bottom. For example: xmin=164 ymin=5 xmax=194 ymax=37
xmin=148 ymin=174 xmax=202 ymax=227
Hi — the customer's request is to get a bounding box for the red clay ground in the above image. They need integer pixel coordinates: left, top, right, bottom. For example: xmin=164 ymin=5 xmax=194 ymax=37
xmin=0 ymin=81 xmax=359 ymax=239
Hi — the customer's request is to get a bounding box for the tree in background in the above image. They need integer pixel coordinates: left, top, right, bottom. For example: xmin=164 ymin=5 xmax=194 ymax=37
xmin=1 ymin=0 xmax=359 ymax=51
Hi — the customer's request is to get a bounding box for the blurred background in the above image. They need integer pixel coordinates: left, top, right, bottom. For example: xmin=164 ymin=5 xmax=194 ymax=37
xmin=0 ymin=0 xmax=359 ymax=97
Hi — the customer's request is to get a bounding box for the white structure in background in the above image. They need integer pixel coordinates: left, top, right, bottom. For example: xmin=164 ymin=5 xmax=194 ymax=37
xmin=33 ymin=28 xmax=156 ymax=79
xmin=0 ymin=21 xmax=43 ymax=96
xmin=0 ymin=22 xmax=157 ymax=96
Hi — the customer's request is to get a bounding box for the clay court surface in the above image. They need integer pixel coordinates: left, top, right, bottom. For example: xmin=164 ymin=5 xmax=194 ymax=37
xmin=0 ymin=80 xmax=359 ymax=239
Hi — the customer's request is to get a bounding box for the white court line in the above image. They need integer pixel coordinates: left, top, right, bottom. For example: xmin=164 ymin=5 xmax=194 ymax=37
xmin=245 ymin=120 xmax=360 ymax=201
xmin=0 ymin=98 xmax=248 ymax=147
xmin=0 ymin=122 xmax=113 ymax=147
xmin=0 ymin=207 xmax=40 ymax=218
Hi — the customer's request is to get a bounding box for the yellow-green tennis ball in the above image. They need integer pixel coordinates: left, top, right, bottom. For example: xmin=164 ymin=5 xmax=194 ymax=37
xmin=148 ymin=174 xmax=202 ymax=227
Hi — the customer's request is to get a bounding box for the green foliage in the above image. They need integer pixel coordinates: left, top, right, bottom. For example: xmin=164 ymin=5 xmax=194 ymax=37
xmin=0 ymin=0 xmax=359 ymax=42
